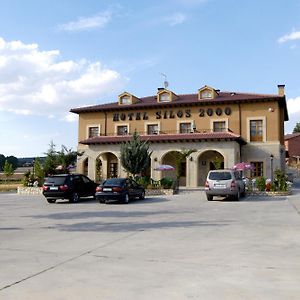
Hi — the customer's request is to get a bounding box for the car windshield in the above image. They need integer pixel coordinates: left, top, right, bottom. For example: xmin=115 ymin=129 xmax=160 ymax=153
xmin=44 ymin=176 xmax=66 ymax=185
xmin=209 ymin=172 xmax=232 ymax=180
xmin=103 ymin=178 xmax=125 ymax=186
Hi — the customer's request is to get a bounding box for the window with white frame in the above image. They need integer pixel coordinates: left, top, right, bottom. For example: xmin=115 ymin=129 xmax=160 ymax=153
xmin=121 ymin=96 xmax=131 ymax=104
xmin=147 ymin=124 xmax=159 ymax=134
xmin=213 ymin=121 xmax=226 ymax=132
xmin=179 ymin=122 xmax=192 ymax=134
xmin=88 ymin=126 xmax=99 ymax=138
xmin=159 ymin=92 xmax=171 ymax=102
xmin=250 ymin=119 xmax=263 ymax=142
xmin=117 ymin=125 xmax=128 ymax=135
xmin=201 ymin=90 xmax=212 ymax=99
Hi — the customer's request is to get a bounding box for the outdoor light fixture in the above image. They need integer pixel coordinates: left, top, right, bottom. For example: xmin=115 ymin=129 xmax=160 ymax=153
xmin=154 ymin=157 xmax=158 ymax=162
xmin=189 ymin=156 xmax=193 ymax=161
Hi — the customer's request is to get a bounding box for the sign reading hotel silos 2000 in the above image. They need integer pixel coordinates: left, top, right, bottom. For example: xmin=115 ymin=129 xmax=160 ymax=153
xmin=113 ymin=107 xmax=232 ymax=122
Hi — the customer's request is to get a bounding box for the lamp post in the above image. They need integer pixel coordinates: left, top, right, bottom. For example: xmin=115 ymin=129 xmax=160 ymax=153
xmin=270 ymin=154 xmax=274 ymax=183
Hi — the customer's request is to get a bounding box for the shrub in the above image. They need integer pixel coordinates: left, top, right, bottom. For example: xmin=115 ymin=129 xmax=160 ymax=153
xmin=134 ymin=176 xmax=151 ymax=188
xmin=274 ymin=169 xmax=288 ymax=191
xmin=160 ymin=177 xmax=173 ymax=189
xmin=256 ymin=177 xmax=266 ymax=191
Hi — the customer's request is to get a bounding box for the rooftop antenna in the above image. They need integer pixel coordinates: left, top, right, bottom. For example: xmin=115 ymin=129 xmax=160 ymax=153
xmin=160 ymin=73 xmax=169 ymax=89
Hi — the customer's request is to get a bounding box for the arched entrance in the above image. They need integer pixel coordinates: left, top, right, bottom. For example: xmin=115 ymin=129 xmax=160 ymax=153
xmin=197 ymin=150 xmax=224 ymax=185
xmin=96 ymin=152 xmax=119 ymax=180
xmin=162 ymin=151 xmax=185 ymax=187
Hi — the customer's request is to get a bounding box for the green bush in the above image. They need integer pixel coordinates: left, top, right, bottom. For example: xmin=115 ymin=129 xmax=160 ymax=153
xmin=274 ymin=169 xmax=288 ymax=191
xmin=160 ymin=177 xmax=173 ymax=189
xmin=256 ymin=177 xmax=266 ymax=191
xmin=134 ymin=176 xmax=151 ymax=188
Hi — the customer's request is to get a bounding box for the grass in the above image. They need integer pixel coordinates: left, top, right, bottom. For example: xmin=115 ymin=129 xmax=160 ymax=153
xmin=0 ymin=182 xmax=21 ymax=192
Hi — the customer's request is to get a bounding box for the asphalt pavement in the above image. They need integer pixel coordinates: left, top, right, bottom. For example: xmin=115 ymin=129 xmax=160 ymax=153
xmin=0 ymin=183 xmax=300 ymax=300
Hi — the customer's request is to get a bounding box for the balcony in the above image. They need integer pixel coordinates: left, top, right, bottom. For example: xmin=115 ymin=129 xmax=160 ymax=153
xmin=80 ymin=128 xmax=246 ymax=145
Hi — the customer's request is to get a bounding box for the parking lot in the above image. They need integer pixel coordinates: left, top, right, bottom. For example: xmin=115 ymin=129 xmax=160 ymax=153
xmin=1 ymin=184 xmax=300 ymax=300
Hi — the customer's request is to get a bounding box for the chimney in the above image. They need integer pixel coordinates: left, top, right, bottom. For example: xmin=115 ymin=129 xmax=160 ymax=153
xmin=277 ymin=84 xmax=285 ymax=96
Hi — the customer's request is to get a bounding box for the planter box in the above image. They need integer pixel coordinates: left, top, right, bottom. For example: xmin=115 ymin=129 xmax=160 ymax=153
xmin=17 ymin=187 xmax=43 ymax=195
xmin=145 ymin=189 xmax=175 ymax=196
xmin=246 ymin=190 xmax=292 ymax=196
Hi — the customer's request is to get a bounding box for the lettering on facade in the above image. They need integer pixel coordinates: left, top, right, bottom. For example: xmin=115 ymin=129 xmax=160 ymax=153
xmin=112 ymin=107 xmax=231 ymax=121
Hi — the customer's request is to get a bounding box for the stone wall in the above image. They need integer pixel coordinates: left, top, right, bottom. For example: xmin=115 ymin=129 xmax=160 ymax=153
xmin=17 ymin=187 xmax=43 ymax=195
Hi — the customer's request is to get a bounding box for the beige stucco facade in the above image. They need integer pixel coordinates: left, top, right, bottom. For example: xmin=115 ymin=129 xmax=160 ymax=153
xmin=71 ymin=85 xmax=288 ymax=187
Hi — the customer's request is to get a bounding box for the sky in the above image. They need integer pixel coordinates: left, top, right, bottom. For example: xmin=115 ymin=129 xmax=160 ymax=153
xmin=0 ymin=0 xmax=299 ymax=158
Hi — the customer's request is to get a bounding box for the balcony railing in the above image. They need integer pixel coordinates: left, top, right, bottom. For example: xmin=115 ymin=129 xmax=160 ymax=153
xmin=95 ymin=128 xmax=233 ymax=137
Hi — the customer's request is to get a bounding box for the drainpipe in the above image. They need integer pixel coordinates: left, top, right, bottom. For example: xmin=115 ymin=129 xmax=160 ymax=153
xmin=238 ymin=103 xmax=242 ymax=162
xmin=104 ymin=111 xmax=107 ymax=136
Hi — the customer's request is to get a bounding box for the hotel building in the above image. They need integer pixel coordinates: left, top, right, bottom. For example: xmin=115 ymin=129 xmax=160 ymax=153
xmin=70 ymin=84 xmax=288 ymax=187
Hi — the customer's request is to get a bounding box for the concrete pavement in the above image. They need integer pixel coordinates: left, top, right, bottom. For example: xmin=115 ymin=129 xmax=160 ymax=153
xmin=0 ymin=184 xmax=300 ymax=299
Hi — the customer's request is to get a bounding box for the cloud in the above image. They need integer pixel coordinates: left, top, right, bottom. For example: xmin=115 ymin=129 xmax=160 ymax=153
xmin=0 ymin=37 xmax=127 ymax=120
xmin=164 ymin=13 xmax=187 ymax=26
xmin=287 ymin=97 xmax=300 ymax=115
xmin=278 ymin=30 xmax=300 ymax=43
xmin=58 ymin=10 xmax=112 ymax=31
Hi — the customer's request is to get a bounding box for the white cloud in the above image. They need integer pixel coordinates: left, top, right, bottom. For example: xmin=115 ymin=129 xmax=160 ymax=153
xmin=62 ymin=113 xmax=78 ymax=123
xmin=287 ymin=97 xmax=300 ymax=115
xmin=0 ymin=37 xmax=127 ymax=120
xmin=58 ymin=11 xmax=112 ymax=31
xmin=278 ymin=30 xmax=300 ymax=43
xmin=164 ymin=13 xmax=187 ymax=26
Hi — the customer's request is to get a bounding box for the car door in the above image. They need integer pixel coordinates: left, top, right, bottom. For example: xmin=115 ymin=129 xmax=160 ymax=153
xmin=72 ymin=175 xmax=84 ymax=196
xmin=81 ymin=175 xmax=96 ymax=196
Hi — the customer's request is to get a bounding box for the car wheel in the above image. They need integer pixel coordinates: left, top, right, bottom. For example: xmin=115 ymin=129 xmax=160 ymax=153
xmin=139 ymin=191 xmax=145 ymax=200
xmin=206 ymin=194 xmax=213 ymax=201
xmin=123 ymin=193 xmax=129 ymax=204
xmin=70 ymin=192 xmax=79 ymax=203
xmin=99 ymin=199 xmax=105 ymax=204
xmin=46 ymin=198 xmax=56 ymax=203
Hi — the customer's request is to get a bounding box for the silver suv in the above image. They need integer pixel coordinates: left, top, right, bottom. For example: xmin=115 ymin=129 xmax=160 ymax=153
xmin=205 ymin=169 xmax=246 ymax=201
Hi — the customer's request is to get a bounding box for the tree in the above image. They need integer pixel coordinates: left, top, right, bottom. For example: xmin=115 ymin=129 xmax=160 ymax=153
xmin=120 ymin=131 xmax=152 ymax=177
xmin=3 ymin=160 xmax=14 ymax=182
xmin=0 ymin=154 xmax=5 ymax=171
xmin=33 ymin=158 xmax=45 ymax=186
xmin=293 ymin=122 xmax=300 ymax=133
xmin=56 ymin=145 xmax=80 ymax=173
xmin=43 ymin=141 xmax=58 ymax=176
xmin=6 ymin=156 xmax=18 ymax=170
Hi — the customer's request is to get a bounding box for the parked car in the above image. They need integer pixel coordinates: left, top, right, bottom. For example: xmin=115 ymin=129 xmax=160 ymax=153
xmin=42 ymin=174 xmax=97 ymax=203
xmin=205 ymin=169 xmax=246 ymax=201
xmin=95 ymin=178 xmax=145 ymax=204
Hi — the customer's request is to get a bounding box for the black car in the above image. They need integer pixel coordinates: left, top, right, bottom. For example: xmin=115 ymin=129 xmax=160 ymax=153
xmin=95 ymin=178 xmax=145 ymax=204
xmin=42 ymin=174 xmax=97 ymax=203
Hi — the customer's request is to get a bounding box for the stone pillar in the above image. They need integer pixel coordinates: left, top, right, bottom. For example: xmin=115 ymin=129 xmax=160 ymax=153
xmin=88 ymin=156 xmax=96 ymax=180
xmin=186 ymin=154 xmax=197 ymax=187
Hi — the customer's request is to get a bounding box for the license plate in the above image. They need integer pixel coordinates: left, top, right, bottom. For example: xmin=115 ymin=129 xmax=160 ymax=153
xmin=50 ymin=186 xmax=58 ymax=190
xmin=214 ymin=184 xmax=226 ymax=189
xmin=103 ymin=188 xmax=112 ymax=192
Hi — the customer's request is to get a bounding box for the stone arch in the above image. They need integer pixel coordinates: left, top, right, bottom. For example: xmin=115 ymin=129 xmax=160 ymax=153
xmin=196 ymin=150 xmax=225 ymax=186
xmin=96 ymin=152 xmax=119 ymax=179
xmin=160 ymin=150 xmax=185 ymax=186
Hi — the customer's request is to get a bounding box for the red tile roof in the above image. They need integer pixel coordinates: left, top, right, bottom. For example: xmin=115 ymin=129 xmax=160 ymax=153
xmin=70 ymin=91 xmax=288 ymax=121
xmin=285 ymin=133 xmax=300 ymax=140
xmin=80 ymin=132 xmax=246 ymax=145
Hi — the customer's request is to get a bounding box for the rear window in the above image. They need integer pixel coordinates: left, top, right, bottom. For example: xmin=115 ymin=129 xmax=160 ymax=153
xmin=103 ymin=178 xmax=125 ymax=186
xmin=44 ymin=176 xmax=67 ymax=185
xmin=208 ymin=172 xmax=232 ymax=180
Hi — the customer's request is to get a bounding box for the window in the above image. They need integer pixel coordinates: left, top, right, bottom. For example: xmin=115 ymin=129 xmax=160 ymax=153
xmin=121 ymin=96 xmax=131 ymax=104
xmin=201 ymin=90 xmax=212 ymax=99
xmin=160 ymin=92 xmax=171 ymax=102
xmin=88 ymin=126 xmax=99 ymax=138
xmin=213 ymin=121 xmax=226 ymax=132
xmin=251 ymin=162 xmax=263 ymax=177
xmin=180 ymin=162 xmax=186 ymax=177
xmin=147 ymin=124 xmax=159 ymax=135
xmin=109 ymin=163 xmax=118 ymax=178
xmin=117 ymin=125 xmax=128 ymax=135
xmin=250 ymin=120 xmax=263 ymax=142
xmin=179 ymin=122 xmax=192 ymax=134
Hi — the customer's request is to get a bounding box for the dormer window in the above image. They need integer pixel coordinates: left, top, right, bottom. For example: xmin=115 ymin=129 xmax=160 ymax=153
xmin=201 ymin=90 xmax=212 ymax=99
xmin=160 ymin=92 xmax=171 ymax=102
xmin=121 ymin=95 xmax=131 ymax=104
xmin=198 ymin=85 xmax=218 ymax=100
xmin=118 ymin=92 xmax=139 ymax=105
